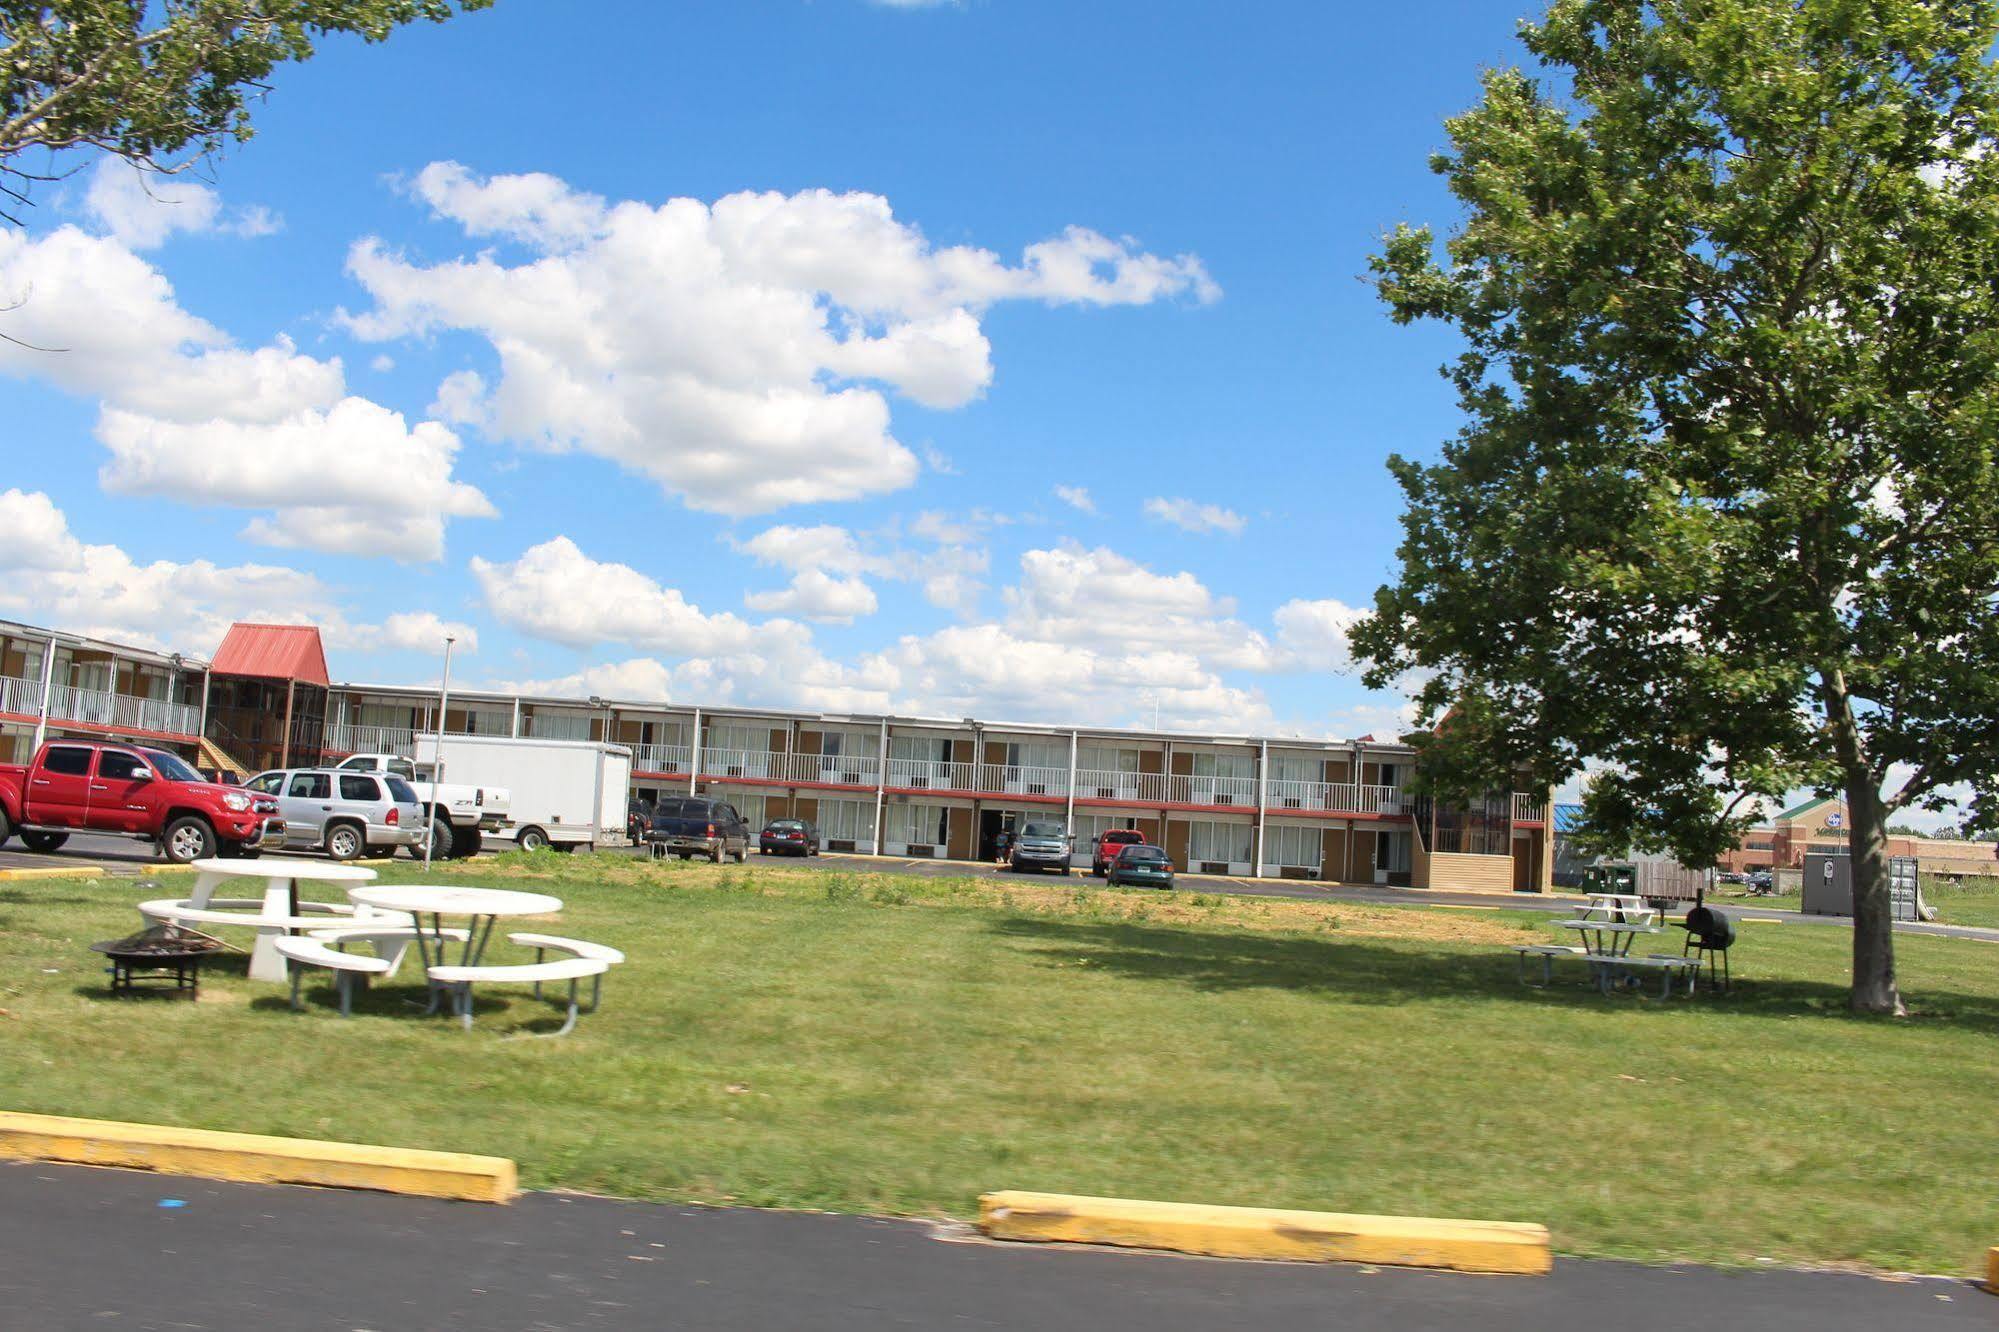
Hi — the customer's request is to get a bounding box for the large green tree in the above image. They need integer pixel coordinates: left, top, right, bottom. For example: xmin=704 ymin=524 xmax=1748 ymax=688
xmin=1 ymin=2 xmax=490 ymax=222
xmin=1356 ymin=0 xmax=1999 ymax=1014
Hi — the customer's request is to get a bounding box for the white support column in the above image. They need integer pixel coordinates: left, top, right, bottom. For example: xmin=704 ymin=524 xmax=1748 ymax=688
xmin=1064 ymin=729 xmax=1078 ymax=838
xmin=31 ymin=634 xmax=57 ymax=752
xmin=689 ymin=707 xmax=703 ymax=794
xmin=198 ymin=669 xmax=212 ymax=744
xmin=872 ymin=718 xmax=888 ymax=856
xmin=510 ymin=696 xmax=521 ymax=738
xmin=1253 ymin=739 xmax=1270 ymax=879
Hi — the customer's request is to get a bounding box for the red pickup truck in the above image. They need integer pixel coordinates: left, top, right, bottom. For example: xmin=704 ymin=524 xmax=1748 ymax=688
xmin=0 ymin=739 xmax=283 ymax=864
xmin=1091 ymin=827 xmax=1149 ymax=875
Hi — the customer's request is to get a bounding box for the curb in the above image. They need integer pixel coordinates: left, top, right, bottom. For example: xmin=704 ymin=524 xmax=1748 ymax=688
xmin=977 ymin=1190 xmax=1551 ymax=1275
xmin=0 ymin=1112 xmax=516 ymax=1204
xmin=1987 ymin=1246 xmax=1997 ymax=1294
xmin=0 ymin=864 xmax=109 ymax=881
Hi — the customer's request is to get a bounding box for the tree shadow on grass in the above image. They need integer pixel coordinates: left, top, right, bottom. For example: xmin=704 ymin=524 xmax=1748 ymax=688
xmin=988 ymin=916 xmax=1999 ymax=1033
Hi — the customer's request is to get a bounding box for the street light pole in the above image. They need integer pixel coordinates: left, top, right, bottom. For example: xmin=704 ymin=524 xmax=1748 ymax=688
xmin=423 ymin=635 xmax=457 ymax=874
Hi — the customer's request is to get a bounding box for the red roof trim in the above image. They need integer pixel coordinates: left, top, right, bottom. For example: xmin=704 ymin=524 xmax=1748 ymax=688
xmin=209 ymin=623 xmax=331 ymax=688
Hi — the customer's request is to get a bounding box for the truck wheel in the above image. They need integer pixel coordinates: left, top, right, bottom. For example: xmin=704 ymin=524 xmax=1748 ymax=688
xmin=734 ymin=846 xmax=748 ymax=864
xmin=411 ymin=817 xmax=451 ymax=861
xmin=709 ymin=844 xmax=723 ymax=864
xmin=324 ymin=822 xmax=365 ymax=861
xmin=449 ymin=825 xmax=483 ymax=859
xmin=517 ymin=826 xmax=550 ymax=853
xmin=0 ymin=806 xmax=10 ymax=847
xmin=162 ymin=816 xmax=216 ymax=865
xmin=21 ymin=830 xmax=69 ymax=854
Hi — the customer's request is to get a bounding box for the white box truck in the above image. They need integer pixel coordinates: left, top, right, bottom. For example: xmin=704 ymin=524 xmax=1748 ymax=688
xmin=413 ymin=734 xmax=634 ymax=853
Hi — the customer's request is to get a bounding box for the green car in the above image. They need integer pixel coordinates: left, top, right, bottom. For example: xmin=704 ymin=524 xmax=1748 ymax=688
xmin=1107 ymin=844 xmax=1175 ymax=889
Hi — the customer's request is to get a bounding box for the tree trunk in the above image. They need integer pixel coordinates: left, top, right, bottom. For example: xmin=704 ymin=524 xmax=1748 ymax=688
xmin=1844 ymin=774 xmax=1904 ymax=1016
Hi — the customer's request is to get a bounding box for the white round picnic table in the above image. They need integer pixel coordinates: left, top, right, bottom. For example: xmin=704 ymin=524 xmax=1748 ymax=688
xmin=187 ymin=857 xmax=380 ymax=910
xmin=167 ymin=858 xmax=385 ymax=982
xmin=346 ymin=884 xmax=564 ymax=1012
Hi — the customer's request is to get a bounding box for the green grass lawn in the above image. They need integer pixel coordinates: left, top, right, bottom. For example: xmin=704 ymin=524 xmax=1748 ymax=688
xmin=3 ymin=854 xmax=1996 ymax=1276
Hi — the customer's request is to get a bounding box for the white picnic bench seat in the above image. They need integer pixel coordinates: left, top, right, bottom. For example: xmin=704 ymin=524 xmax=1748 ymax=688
xmin=272 ymin=936 xmax=391 ymax=1017
xmin=428 ymin=955 xmax=612 ymax=1037
xmin=507 ymin=933 xmax=624 ymax=1015
xmin=306 ymin=925 xmax=470 ymax=981
xmin=1513 ymin=942 xmax=1587 ymax=985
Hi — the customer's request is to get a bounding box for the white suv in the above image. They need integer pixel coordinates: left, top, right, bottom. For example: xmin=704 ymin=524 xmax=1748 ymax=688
xmin=244 ymin=768 xmax=427 ymax=860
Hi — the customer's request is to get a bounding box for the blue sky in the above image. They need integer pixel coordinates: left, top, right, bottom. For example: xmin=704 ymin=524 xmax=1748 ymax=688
xmin=0 ymin=0 xmax=1531 ymax=738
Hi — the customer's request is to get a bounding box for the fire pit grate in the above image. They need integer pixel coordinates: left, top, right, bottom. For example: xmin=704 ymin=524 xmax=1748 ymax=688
xmin=90 ymin=923 xmax=231 ymax=999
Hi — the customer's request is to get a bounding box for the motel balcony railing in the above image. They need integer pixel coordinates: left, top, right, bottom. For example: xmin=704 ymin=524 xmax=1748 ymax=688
xmin=0 ymin=674 xmax=42 ymax=718
xmin=979 ymin=763 xmax=1072 ymax=797
xmin=1511 ymin=792 xmax=1549 ymax=823
xmin=0 ymin=677 xmax=202 ymax=738
xmin=321 ymin=723 xmax=419 ymax=757
xmin=1263 ymin=780 xmax=1407 ymax=816
xmin=631 ymin=742 xmax=694 ymax=775
xmin=884 ymin=757 xmax=981 ymax=791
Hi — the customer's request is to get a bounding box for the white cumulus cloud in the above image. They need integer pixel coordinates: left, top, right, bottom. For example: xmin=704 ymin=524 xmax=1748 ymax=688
xmin=1144 ymin=496 xmax=1246 ymax=534
xmin=342 ymin=164 xmax=1216 ymax=516
xmin=0 ymin=225 xmax=489 ymax=561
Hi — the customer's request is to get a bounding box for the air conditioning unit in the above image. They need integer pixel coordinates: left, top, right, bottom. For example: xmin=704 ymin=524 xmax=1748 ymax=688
xmin=839 ymin=771 xmax=862 ymax=785
xmin=1279 ymin=865 xmax=1321 ymax=881
xmin=1281 ymin=797 xmax=1304 ymax=809
xmin=726 ymin=765 xmax=745 ymax=778
xmin=830 ymin=839 xmax=857 ymax=853
xmin=1214 ymin=794 xmax=1237 ymax=806
xmin=908 ymin=776 xmax=931 ymax=789
xmin=1026 ymin=783 xmax=1048 ymax=795
xmin=1198 ymin=861 xmax=1231 ymax=875
xmin=1094 ymin=786 xmax=1117 ymax=799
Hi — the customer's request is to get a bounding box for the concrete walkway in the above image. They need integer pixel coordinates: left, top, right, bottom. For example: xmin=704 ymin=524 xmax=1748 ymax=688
xmin=0 ymin=1163 xmax=1987 ymax=1331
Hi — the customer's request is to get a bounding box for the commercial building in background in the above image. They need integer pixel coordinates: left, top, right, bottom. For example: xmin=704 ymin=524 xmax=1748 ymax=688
xmin=1719 ymin=795 xmax=1996 ymax=880
xmin=0 ymin=616 xmax=1553 ymax=890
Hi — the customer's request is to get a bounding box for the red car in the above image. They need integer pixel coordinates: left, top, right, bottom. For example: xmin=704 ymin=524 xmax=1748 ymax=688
xmin=1091 ymin=828 xmax=1149 ymax=876
xmin=0 ymin=739 xmax=284 ymax=864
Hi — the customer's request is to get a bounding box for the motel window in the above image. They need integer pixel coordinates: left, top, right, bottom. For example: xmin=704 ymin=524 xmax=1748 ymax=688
xmin=1186 ymin=820 xmax=1253 ymax=865
xmin=892 ymin=803 xmax=949 ymax=848
xmin=1078 ymin=744 xmax=1141 ymax=774
xmin=525 ymin=710 xmax=588 ymax=740
xmin=1262 ymin=824 xmax=1321 ymax=870
xmin=1189 ymin=752 xmax=1253 ymax=781
xmin=1002 ymin=739 xmax=1066 ymax=771
xmin=820 ymin=799 xmax=874 ymax=844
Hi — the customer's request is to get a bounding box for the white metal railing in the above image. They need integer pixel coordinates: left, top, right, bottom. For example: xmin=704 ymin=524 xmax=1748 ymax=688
xmin=978 ymin=763 xmax=1070 ymax=797
xmin=632 ymin=743 xmax=693 ymax=774
xmin=1177 ymin=774 xmax=1258 ymax=807
xmin=1074 ymin=768 xmax=1166 ymax=802
xmin=323 ymin=723 xmax=419 ymax=756
xmin=789 ymin=752 xmax=881 ymax=786
xmin=1511 ymin=792 xmax=1548 ymax=823
xmin=0 ymin=674 xmax=41 ymax=717
xmin=700 ymin=747 xmax=781 ymax=780
xmin=43 ymin=682 xmax=201 ymax=737
xmin=885 ymin=757 xmax=978 ymax=790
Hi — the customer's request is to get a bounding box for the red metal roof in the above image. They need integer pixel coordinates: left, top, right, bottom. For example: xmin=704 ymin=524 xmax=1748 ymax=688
xmin=209 ymin=623 xmax=330 ymax=688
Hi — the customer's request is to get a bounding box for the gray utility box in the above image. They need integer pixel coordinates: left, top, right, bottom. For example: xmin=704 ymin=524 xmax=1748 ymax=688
xmin=1801 ymin=853 xmax=1921 ymax=922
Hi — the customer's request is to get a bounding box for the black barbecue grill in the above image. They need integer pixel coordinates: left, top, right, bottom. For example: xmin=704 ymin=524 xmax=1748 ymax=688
xmin=90 ymin=923 xmax=230 ymax=999
xmin=1680 ymin=905 xmax=1736 ymax=992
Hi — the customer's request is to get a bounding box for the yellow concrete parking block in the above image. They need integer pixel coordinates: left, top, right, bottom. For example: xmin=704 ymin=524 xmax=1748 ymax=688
xmin=0 ymin=1111 xmax=516 ymax=1204
xmin=978 ymin=1190 xmax=1551 ymax=1275
xmin=0 ymin=864 xmax=108 ymax=881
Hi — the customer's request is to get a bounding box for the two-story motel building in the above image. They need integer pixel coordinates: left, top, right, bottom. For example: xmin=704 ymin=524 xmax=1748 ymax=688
xmin=0 ymin=618 xmax=1551 ymax=891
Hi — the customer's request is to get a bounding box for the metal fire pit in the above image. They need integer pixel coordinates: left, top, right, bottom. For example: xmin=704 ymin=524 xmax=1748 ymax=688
xmin=90 ymin=923 xmax=230 ymax=999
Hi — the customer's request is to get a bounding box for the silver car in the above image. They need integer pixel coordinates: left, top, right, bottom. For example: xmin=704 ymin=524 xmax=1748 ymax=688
xmin=244 ymin=767 xmax=427 ymax=861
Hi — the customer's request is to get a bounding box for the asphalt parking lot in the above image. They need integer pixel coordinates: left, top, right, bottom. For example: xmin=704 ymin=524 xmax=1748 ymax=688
xmin=1 ymin=1163 xmax=1988 ymax=1332
xmin=11 ymin=830 xmax=1999 ymax=943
